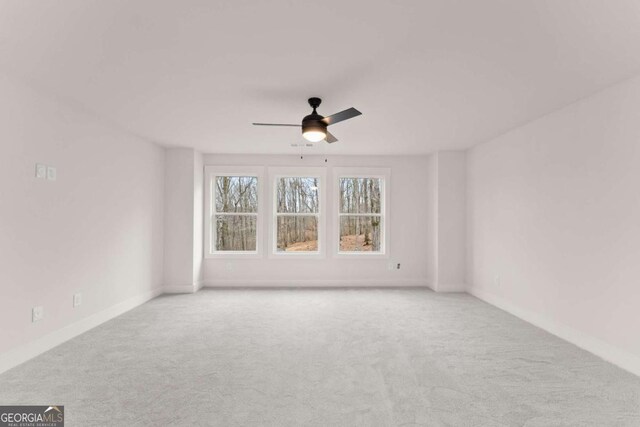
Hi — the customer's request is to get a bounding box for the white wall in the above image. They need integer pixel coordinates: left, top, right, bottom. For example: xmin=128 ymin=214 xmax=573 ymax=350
xmin=0 ymin=73 xmax=165 ymax=371
xmin=425 ymin=154 xmax=438 ymax=287
xmin=467 ymin=75 xmax=640 ymax=376
xmin=193 ymin=151 xmax=204 ymax=286
xmin=437 ymin=151 xmax=466 ymax=291
xmin=164 ymin=148 xmax=196 ymax=292
xmin=425 ymin=151 xmax=467 ymax=292
xmin=202 ymin=154 xmax=430 ymax=287
xmin=163 ymin=148 xmax=203 ymax=293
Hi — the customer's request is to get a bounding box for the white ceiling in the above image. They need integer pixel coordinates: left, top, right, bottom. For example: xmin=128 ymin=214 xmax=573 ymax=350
xmin=2 ymin=0 xmax=640 ymax=155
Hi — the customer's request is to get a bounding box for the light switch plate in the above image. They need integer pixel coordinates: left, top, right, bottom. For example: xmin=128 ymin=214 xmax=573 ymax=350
xmin=32 ymin=306 xmax=44 ymax=322
xmin=47 ymin=166 xmax=57 ymax=181
xmin=36 ymin=164 xmax=47 ymax=179
xmin=73 ymin=293 xmax=82 ymax=307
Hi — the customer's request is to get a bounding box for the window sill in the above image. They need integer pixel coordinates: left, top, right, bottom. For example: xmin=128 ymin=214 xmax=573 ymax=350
xmin=268 ymin=251 xmax=326 ymax=260
xmin=334 ymin=251 xmax=389 ymax=259
xmin=205 ymin=251 xmax=262 ymax=259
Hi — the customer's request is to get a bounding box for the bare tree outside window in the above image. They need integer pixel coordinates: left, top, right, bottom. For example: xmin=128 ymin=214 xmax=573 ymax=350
xmin=339 ymin=177 xmax=383 ymax=252
xmin=213 ymin=176 xmax=258 ymax=251
xmin=276 ymin=177 xmax=319 ymax=252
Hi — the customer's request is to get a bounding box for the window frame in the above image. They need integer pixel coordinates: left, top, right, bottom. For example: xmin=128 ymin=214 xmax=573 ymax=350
xmin=332 ymin=167 xmax=390 ymax=258
xmin=268 ymin=167 xmax=327 ymax=259
xmin=204 ymin=165 xmax=264 ymax=259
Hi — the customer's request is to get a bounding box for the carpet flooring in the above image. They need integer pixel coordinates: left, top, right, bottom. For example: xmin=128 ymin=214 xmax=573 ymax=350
xmin=0 ymin=288 xmax=639 ymax=426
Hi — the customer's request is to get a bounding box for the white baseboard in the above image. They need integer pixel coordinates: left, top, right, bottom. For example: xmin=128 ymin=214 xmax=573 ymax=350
xmin=163 ymin=282 xmax=201 ymax=294
xmin=435 ymin=282 xmax=467 ymax=292
xmin=203 ymin=278 xmax=430 ymax=288
xmin=468 ymin=286 xmax=640 ymax=378
xmin=0 ymin=287 xmax=163 ymax=375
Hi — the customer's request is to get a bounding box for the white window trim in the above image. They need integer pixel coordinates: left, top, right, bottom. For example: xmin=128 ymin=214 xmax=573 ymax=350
xmin=268 ymin=166 xmax=327 ymax=259
xmin=204 ymin=165 xmax=264 ymax=259
xmin=332 ymin=167 xmax=390 ymax=259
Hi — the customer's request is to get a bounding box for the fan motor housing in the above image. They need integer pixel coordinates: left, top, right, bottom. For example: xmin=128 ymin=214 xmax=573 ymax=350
xmin=301 ymin=113 xmax=327 ymax=135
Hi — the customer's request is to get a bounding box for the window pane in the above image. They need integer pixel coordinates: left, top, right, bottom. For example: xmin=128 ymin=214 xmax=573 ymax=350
xmin=339 ymin=216 xmax=382 ymax=252
xmin=215 ymin=176 xmax=258 ymax=213
xmin=276 ymin=216 xmax=318 ymax=252
xmin=276 ymin=177 xmax=319 ymax=213
xmin=214 ymin=215 xmax=257 ymax=251
xmin=339 ymin=178 xmax=381 ymax=213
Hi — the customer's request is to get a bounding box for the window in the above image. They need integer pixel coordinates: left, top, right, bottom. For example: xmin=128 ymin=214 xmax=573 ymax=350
xmin=204 ymin=166 xmax=263 ymax=257
xmin=334 ymin=168 xmax=389 ymax=256
xmin=275 ymin=177 xmax=319 ymax=252
xmin=270 ymin=167 xmax=325 ymax=256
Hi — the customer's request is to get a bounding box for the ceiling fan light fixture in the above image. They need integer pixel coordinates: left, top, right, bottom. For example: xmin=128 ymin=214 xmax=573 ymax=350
xmin=302 ymin=109 xmax=327 ymax=142
xmin=302 ymin=128 xmax=326 ymax=142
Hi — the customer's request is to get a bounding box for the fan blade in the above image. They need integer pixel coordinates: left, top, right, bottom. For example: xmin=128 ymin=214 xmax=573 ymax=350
xmin=252 ymin=123 xmax=300 ymax=127
xmin=322 ymin=107 xmax=362 ymax=125
xmin=325 ymin=131 xmax=338 ymax=143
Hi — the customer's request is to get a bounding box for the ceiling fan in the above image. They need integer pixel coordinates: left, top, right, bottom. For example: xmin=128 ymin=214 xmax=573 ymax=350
xmin=253 ymin=97 xmax=362 ymax=144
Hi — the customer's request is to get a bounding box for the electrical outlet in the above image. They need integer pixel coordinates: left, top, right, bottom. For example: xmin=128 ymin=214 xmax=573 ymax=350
xmin=35 ymin=164 xmax=47 ymax=179
xmin=47 ymin=166 xmax=57 ymax=181
xmin=32 ymin=306 xmax=44 ymax=322
xmin=388 ymin=262 xmax=401 ymax=271
xmin=396 ymin=263 xmax=401 ymax=270
xmin=73 ymin=293 xmax=82 ymax=307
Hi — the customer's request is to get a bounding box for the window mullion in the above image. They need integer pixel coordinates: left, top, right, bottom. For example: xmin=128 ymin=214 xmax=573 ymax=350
xmin=214 ymin=212 xmax=257 ymax=216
